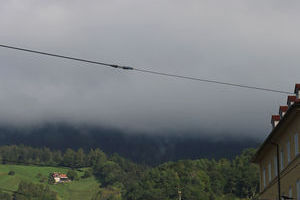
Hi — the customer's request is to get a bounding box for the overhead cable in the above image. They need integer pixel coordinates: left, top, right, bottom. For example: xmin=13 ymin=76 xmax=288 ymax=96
xmin=0 ymin=44 xmax=293 ymax=95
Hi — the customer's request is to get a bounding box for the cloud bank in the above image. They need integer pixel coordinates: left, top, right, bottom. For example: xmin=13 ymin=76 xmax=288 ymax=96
xmin=0 ymin=0 xmax=300 ymax=138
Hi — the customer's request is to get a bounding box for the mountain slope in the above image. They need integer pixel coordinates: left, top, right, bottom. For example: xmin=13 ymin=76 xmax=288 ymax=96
xmin=0 ymin=123 xmax=260 ymax=165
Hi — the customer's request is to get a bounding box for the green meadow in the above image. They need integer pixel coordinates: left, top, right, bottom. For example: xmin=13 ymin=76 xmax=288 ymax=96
xmin=0 ymin=164 xmax=100 ymax=200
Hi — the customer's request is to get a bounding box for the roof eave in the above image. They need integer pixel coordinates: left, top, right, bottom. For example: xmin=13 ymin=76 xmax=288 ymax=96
xmin=252 ymin=102 xmax=300 ymax=163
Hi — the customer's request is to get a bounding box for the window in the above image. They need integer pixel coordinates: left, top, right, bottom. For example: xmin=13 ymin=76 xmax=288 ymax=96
xmin=262 ymin=168 xmax=266 ymax=188
xmin=289 ymin=186 xmax=293 ymax=198
xmin=268 ymin=162 xmax=272 ymax=182
xmin=295 ymin=133 xmax=299 ymax=156
xmin=280 ymin=150 xmax=284 ymax=170
xmin=274 ymin=155 xmax=278 ymax=176
xmin=297 ymin=180 xmax=300 ymax=200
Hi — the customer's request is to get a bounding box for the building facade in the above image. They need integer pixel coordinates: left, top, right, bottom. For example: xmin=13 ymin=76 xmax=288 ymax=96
xmin=253 ymin=84 xmax=300 ymax=200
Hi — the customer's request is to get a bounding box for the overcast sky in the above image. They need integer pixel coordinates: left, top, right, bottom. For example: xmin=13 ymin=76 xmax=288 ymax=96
xmin=0 ymin=0 xmax=299 ymax=139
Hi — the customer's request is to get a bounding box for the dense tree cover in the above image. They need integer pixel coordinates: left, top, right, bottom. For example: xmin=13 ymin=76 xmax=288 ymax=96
xmin=0 ymin=124 xmax=259 ymax=164
xmin=92 ymin=185 xmax=123 ymax=200
xmin=0 ymin=145 xmax=259 ymax=200
xmin=0 ymin=145 xmax=107 ymax=168
xmin=124 ymin=149 xmax=259 ymax=200
xmin=15 ymin=181 xmax=57 ymax=200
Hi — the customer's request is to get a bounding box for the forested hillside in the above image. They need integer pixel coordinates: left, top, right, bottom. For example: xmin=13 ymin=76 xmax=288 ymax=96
xmin=0 ymin=123 xmax=260 ymax=165
xmin=0 ymin=145 xmax=259 ymax=200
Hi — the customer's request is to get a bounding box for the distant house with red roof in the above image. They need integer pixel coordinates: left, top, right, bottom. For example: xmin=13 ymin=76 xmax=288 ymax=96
xmin=51 ymin=172 xmax=70 ymax=183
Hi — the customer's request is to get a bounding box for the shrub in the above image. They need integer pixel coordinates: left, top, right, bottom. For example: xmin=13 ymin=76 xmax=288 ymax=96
xmin=48 ymin=174 xmax=55 ymax=184
xmin=82 ymin=168 xmax=93 ymax=178
xmin=67 ymin=170 xmax=78 ymax=181
xmin=36 ymin=173 xmax=42 ymax=178
xmin=0 ymin=191 xmax=11 ymax=200
xmin=40 ymin=176 xmax=47 ymax=183
xmin=8 ymin=170 xmax=15 ymax=176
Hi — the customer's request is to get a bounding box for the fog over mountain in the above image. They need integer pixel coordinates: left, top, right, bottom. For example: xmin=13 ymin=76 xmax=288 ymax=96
xmin=0 ymin=1 xmax=300 ymax=139
xmin=0 ymin=123 xmax=260 ymax=164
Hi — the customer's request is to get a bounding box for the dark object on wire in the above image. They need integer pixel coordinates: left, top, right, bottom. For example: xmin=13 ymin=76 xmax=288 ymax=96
xmin=0 ymin=44 xmax=292 ymax=95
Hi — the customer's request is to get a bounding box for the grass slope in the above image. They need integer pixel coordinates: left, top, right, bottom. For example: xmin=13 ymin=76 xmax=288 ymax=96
xmin=0 ymin=164 xmax=100 ymax=200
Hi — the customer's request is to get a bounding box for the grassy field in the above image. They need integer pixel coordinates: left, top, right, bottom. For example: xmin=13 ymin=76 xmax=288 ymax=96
xmin=0 ymin=164 xmax=100 ymax=200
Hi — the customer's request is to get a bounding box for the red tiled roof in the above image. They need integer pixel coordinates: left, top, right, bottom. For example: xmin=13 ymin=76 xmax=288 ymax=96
xmin=279 ymin=106 xmax=288 ymax=112
xmin=253 ymin=102 xmax=300 ymax=163
xmin=271 ymin=115 xmax=280 ymax=122
xmin=60 ymin=174 xmax=68 ymax=178
xmin=52 ymin=172 xmax=68 ymax=178
xmin=294 ymin=84 xmax=300 ymax=93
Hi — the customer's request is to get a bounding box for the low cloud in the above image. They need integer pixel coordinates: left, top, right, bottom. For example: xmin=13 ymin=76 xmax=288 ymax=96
xmin=0 ymin=0 xmax=299 ymax=138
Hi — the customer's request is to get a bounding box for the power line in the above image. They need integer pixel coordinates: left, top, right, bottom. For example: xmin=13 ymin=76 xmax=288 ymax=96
xmin=0 ymin=44 xmax=133 ymax=70
xmin=0 ymin=44 xmax=293 ymax=95
xmin=134 ymin=68 xmax=292 ymax=94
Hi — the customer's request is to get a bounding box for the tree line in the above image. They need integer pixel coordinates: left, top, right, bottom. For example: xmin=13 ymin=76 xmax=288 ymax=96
xmin=0 ymin=181 xmax=57 ymax=200
xmin=0 ymin=124 xmax=259 ymax=165
xmin=0 ymin=145 xmax=107 ymax=168
xmin=0 ymin=145 xmax=259 ymax=200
